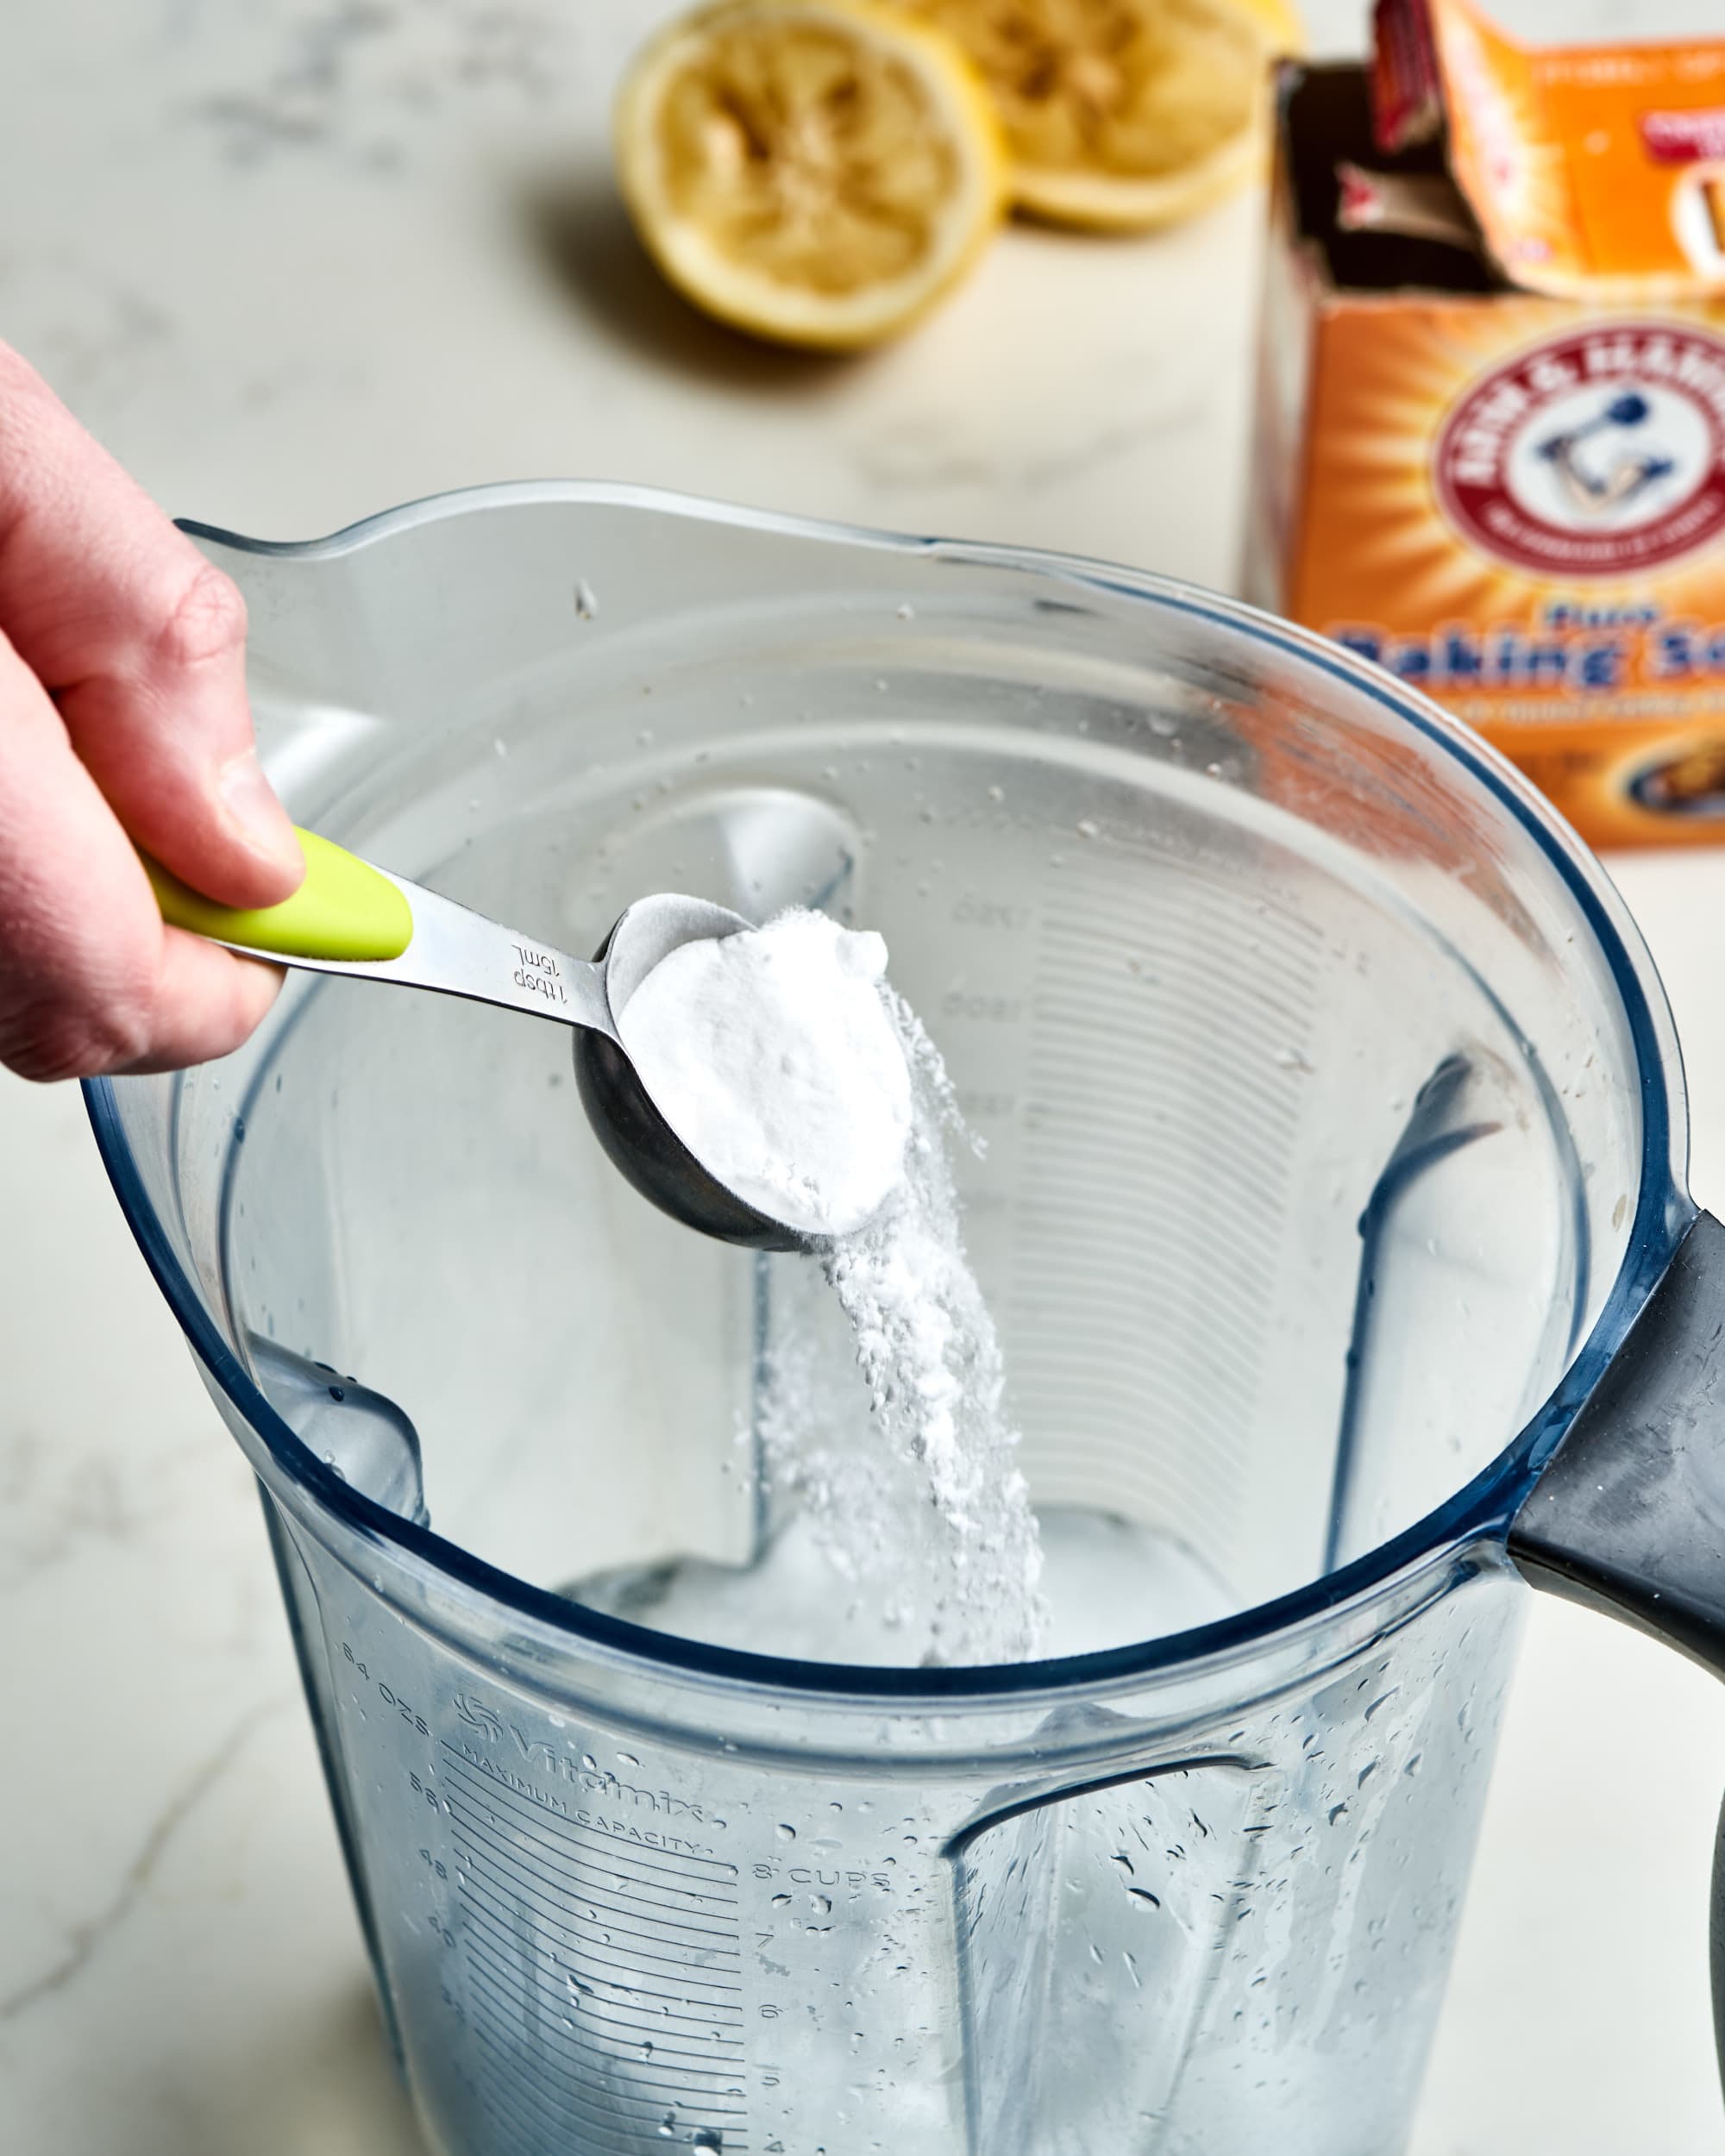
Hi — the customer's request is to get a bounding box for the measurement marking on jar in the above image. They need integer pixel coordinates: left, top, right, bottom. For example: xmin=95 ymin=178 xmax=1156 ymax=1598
xmin=442 ymin=1739 xmax=736 ymax=1877
xmin=466 ymin=1947 xmax=742 ymax=2082
xmin=444 ymin=1828 xmax=742 ymax=1966
xmin=461 ymin=1928 xmax=750 ymax=2141
xmin=445 ymin=1787 xmax=739 ymax=1932
xmin=1003 ymin=863 xmax=1327 ymax=1556
xmin=471 ymin=2042 xmax=735 ymax=2156
xmin=572 ymin=1995 xmax=745 ymax=2054
xmin=472 ymin=2024 xmax=690 ymax=2156
xmin=470 ymin=2000 xmax=750 ymax=2147
xmin=450 ymin=1871 xmax=742 ymax=2001
xmin=464 ymin=1929 xmax=743 ymax=2034
xmin=442 ymin=1757 xmax=739 ymax=1892
xmin=457 ymin=1883 xmax=746 ymax=2014
xmin=447 ymin=1805 xmax=739 ymax=1946
xmin=467 ymin=2014 xmax=748 ymax=2116
xmin=473 ymin=2068 xmax=569 ymax=2156
xmin=463 ymin=1878 xmax=743 ymax=1991
xmin=464 ymin=1972 xmax=743 ymax=2101
xmin=437 ymin=1742 xmax=750 ymax=2151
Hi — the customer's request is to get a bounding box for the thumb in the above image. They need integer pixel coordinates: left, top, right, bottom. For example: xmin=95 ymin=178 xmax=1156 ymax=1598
xmin=0 ymin=343 xmax=303 ymax=909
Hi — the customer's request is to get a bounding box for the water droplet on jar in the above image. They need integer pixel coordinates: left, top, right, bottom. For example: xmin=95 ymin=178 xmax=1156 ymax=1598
xmin=574 ymin=579 xmax=598 ymax=619
xmin=895 ymin=602 xmax=915 ymax=620
xmin=776 ymin=1822 xmax=796 ymax=1843
xmin=638 ymin=2040 xmax=654 ymax=2059
xmin=812 ymin=1895 xmax=832 ymax=1915
xmin=618 ymin=1752 xmax=639 ymax=1767
xmin=770 ymin=1893 xmax=791 ymax=1908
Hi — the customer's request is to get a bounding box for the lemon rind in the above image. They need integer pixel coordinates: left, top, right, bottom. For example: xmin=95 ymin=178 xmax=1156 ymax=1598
xmin=615 ymin=0 xmax=1007 ymax=351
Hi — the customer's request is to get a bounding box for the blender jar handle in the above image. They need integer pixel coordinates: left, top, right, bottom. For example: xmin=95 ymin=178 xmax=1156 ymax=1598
xmin=1508 ymin=1206 xmax=1725 ymax=2093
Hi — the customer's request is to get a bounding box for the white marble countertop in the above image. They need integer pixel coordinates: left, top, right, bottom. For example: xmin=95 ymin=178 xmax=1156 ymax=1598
xmin=3 ymin=3 xmax=1725 ymax=2151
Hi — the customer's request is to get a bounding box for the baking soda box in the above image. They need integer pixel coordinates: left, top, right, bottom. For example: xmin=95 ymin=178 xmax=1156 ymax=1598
xmin=1246 ymin=0 xmax=1725 ymax=845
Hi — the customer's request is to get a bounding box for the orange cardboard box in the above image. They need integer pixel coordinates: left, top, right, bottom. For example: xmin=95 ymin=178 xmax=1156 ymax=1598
xmin=1247 ymin=2 xmax=1725 ymax=846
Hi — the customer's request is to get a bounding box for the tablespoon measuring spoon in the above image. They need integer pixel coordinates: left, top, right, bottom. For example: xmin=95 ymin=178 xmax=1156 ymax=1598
xmin=146 ymin=828 xmax=807 ymax=1252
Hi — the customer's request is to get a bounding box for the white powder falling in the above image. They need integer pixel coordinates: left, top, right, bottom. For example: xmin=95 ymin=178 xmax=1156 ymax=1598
xmin=819 ymin=993 xmax=1045 ymax=1663
xmin=619 ymin=911 xmax=913 ymax=1238
xmin=618 ymin=909 xmax=1045 ymax=1664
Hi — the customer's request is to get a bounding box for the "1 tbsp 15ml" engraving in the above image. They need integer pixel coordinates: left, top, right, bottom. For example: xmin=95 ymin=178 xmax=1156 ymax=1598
xmin=511 ymin=943 xmax=568 ymax=1005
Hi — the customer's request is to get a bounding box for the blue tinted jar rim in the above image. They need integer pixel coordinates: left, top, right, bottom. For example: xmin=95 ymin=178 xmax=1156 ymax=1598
xmin=85 ymin=481 xmax=1692 ymax=1705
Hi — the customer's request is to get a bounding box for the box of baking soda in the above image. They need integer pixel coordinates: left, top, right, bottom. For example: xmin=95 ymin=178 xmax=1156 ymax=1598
xmin=1245 ymin=0 xmax=1725 ymax=844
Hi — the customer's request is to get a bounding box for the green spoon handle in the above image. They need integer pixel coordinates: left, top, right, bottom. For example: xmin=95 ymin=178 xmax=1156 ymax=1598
xmin=145 ymin=826 xmax=415 ymax=963
xmin=146 ymin=824 xmax=616 ymax=1036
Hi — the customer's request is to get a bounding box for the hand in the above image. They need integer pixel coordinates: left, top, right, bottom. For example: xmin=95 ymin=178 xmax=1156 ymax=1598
xmin=0 ymin=342 xmax=304 ymax=1081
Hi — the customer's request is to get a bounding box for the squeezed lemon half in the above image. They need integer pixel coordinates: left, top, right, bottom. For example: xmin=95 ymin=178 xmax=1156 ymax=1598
xmin=901 ymin=0 xmax=1302 ymax=231
xmin=615 ymin=0 xmax=1007 ymax=349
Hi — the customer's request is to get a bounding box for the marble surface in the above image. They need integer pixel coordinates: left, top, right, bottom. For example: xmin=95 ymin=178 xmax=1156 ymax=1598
xmin=3 ymin=2 xmax=1725 ymax=2150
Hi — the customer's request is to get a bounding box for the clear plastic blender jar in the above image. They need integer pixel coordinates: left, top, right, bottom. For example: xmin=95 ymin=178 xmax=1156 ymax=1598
xmin=89 ymin=486 xmax=1725 ymax=2156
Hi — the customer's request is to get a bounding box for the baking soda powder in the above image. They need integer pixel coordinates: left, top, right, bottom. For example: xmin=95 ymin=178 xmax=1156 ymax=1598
xmin=621 ymin=909 xmax=1045 ymax=1663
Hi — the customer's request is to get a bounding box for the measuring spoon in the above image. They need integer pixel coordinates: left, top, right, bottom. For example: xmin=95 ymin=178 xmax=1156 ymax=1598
xmin=147 ymin=829 xmax=806 ymax=1252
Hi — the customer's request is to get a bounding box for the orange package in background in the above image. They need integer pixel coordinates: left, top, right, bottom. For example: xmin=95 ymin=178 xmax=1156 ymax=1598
xmin=1248 ymin=0 xmax=1725 ymax=846
xmin=1427 ymin=0 xmax=1725 ymax=297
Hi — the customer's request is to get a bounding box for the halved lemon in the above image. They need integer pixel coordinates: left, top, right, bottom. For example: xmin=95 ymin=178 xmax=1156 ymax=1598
xmin=900 ymin=0 xmax=1303 ymax=232
xmin=615 ymin=0 xmax=1007 ymax=349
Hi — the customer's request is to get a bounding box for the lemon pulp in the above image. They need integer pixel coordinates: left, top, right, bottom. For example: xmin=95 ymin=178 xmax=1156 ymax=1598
xmin=616 ymin=0 xmax=1007 ymax=348
xmin=902 ymin=0 xmax=1302 ymax=230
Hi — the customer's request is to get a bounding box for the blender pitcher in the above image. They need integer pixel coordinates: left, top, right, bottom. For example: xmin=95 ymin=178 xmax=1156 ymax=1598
xmin=86 ymin=484 xmax=1725 ymax=2156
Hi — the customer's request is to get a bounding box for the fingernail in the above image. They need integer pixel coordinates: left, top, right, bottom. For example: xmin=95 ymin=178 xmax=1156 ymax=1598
xmin=220 ymin=751 xmax=303 ymax=875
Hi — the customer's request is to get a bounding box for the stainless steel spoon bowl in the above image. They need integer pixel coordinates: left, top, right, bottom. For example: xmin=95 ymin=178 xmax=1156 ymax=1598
xmin=147 ymin=826 xmax=809 ymax=1251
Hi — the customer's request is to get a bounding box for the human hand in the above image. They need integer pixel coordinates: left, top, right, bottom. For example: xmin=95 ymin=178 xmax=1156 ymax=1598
xmin=0 ymin=342 xmax=304 ymax=1081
